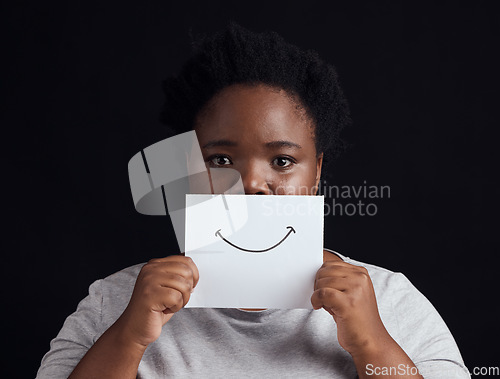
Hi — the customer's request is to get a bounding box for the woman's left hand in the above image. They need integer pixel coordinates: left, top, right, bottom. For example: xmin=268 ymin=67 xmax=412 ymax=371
xmin=311 ymin=260 xmax=391 ymax=357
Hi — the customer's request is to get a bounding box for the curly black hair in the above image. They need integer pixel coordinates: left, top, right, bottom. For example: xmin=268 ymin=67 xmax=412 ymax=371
xmin=159 ymin=22 xmax=350 ymax=165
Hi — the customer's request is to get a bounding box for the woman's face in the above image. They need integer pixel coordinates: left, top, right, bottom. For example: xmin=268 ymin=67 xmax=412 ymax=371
xmin=195 ymin=84 xmax=323 ymax=195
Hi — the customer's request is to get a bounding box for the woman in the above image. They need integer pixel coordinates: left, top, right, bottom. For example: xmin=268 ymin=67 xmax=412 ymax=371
xmin=37 ymin=23 xmax=469 ymax=378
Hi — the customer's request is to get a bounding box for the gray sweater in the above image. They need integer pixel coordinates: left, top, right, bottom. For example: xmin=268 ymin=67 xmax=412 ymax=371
xmin=37 ymin=253 xmax=470 ymax=378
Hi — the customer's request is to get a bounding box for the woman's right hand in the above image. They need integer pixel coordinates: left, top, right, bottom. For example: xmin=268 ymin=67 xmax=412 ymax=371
xmin=115 ymin=255 xmax=199 ymax=348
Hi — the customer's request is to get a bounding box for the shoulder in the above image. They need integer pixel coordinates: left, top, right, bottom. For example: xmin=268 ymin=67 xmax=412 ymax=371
xmin=324 ymin=249 xmax=441 ymax=331
xmin=100 ymin=262 xmax=145 ymax=290
xmin=326 ymin=250 xmax=468 ymax=376
xmin=36 ymin=263 xmax=147 ymax=378
xmin=91 ymin=262 xmax=146 ymax=326
xmin=324 ymin=249 xmax=412 ymax=304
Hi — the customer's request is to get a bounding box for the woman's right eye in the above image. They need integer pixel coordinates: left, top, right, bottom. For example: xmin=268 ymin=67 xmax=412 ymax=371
xmin=207 ymin=155 xmax=233 ymax=167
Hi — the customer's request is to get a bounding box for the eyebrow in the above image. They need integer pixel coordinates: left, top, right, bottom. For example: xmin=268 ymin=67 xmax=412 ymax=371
xmin=202 ymin=139 xmax=238 ymax=149
xmin=265 ymin=140 xmax=302 ymax=149
xmin=201 ymin=139 xmax=302 ymax=149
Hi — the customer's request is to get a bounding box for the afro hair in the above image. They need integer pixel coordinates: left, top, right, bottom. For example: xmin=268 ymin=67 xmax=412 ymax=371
xmin=159 ymin=22 xmax=350 ymax=164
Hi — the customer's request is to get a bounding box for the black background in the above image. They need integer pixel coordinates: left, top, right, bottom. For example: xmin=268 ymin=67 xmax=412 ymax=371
xmin=3 ymin=1 xmax=498 ymax=377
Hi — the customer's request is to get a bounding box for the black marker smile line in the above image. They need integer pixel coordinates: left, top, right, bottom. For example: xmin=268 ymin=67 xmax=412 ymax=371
xmin=215 ymin=226 xmax=296 ymax=253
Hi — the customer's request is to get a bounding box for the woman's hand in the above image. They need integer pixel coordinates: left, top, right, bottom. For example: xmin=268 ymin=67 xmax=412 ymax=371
xmin=116 ymin=255 xmax=199 ymax=348
xmin=311 ymin=257 xmax=422 ymax=378
xmin=69 ymin=255 xmax=199 ymax=378
xmin=311 ymin=260 xmax=389 ymax=356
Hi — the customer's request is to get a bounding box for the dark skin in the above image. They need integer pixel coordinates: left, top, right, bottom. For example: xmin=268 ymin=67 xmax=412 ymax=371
xmin=69 ymin=84 xmax=422 ymax=378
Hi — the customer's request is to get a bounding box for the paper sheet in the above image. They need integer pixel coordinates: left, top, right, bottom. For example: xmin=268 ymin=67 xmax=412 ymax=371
xmin=185 ymin=195 xmax=324 ymax=309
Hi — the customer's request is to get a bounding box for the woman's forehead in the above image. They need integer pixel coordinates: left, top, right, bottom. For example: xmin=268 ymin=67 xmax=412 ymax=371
xmin=195 ymin=84 xmax=315 ymax=144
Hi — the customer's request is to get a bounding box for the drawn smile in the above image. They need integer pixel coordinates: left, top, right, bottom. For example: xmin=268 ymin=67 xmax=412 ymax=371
xmin=215 ymin=226 xmax=296 ymax=253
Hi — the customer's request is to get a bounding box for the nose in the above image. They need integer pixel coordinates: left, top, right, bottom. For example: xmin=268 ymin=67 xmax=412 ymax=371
xmin=240 ymin=162 xmax=272 ymax=195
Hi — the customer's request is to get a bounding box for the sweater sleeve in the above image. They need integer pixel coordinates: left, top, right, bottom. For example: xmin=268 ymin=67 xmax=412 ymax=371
xmin=388 ymin=272 xmax=470 ymax=378
xmin=36 ymin=279 xmax=104 ymax=379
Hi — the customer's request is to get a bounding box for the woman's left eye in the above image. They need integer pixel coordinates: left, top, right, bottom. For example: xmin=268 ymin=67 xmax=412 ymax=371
xmin=272 ymin=157 xmax=294 ymax=168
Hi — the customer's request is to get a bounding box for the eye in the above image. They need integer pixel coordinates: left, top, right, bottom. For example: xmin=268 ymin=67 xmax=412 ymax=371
xmin=272 ymin=156 xmax=295 ymax=168
xmin=207 ymin=155 xmax=233 ymax=167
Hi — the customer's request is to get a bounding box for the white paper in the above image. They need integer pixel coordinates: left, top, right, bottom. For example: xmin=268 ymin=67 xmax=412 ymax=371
xmin=185 ymin=195 xmax=324 ymax=309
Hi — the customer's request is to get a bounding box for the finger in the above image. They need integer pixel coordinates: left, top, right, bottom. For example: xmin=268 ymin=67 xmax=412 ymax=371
xmin=320 ymin=260 xmax=367 ymax=271
xmin=147 ymin=260 xmax=197 ymax=288
xmin=315 ymin=262 xmax=367 ymax=281
xmin=151 ymin=286 xmax=185 ymax=314
xmin=311 ymin=287 xmax=344 ymax=311
xmin=148 ymin=255 xmax=190 ymax=264
xmin=314 ymin=276 xmax=350 ymax=292
xmin=315 ymin=266 xmax=349 ymax=283
xmin=154 ymin=255 xmax=200 ymax=287
xmin=166 ymin=259 xmax=199 ymax=289
xmin=182 ymin=256 xmax=200 ymax=288
xmin=157 ymin=262 xmax=195 ymax=283
xmin=157 ymin=273 xmax=193 ymax=307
